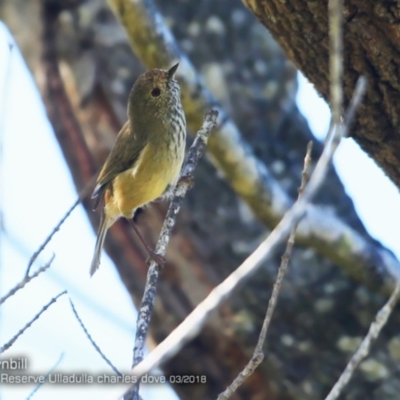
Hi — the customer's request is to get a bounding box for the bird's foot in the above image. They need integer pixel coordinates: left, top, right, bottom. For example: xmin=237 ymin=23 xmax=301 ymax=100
xmin=178 ymin=174 xmax=194 ymax=189
xmin=146 ymin=250 xmax=166 ymax=267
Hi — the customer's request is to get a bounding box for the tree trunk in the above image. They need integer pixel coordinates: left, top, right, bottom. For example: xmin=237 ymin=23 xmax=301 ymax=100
xmin=244 ymin=0 xmax=400 ymax=190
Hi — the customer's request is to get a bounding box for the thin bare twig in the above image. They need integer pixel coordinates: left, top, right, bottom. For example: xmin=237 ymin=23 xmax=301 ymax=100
xmin=107 ymin=77 xmax=367 ymax=400
xmin=217 ymin=4 xmax=361 ymax=397
xmin=217 ymin=141 xmax=313 ymax=400
xmin=25 ymin=176 xmax=95 ymax=277
xmin=328 ymin=0 xmax=343 ymax=127
xmin=0 ymin=255 xmax=54 ymax=306
xmin=25 ymin=200 xmax=79 ymax=276
xmin=325 ymin=282 xmax=400 ymax=400
xmin=125 ymin=110 xmax=218 ymax=400
xmin=69 ymin=299 xmax=122 ymax=377
xmin=0 ymin=291 xmax=66 ymax=354
xmin=26 ymin=352 xmax=65 ymax=400
xmin=324 ymin=0 xmax=343 ymax=147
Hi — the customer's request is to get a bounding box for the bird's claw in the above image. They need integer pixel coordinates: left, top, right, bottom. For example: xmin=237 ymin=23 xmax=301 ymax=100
xmin=146 ymin=251 xmax=166 ymax=267
xmin=178 ymin=175 xmax=194 ymax=189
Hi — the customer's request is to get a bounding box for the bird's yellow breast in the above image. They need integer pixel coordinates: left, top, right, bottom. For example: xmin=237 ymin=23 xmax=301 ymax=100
xmin=105 ymin=142 xmax=183 ymax=219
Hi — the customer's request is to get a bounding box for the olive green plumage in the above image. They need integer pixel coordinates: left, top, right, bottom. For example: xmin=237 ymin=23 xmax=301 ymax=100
xmin=90 ymin=64 xmax=186 ymax=276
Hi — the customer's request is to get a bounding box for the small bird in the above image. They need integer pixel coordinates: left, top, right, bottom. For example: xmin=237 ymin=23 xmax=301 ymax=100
xmin=90 ymin=64 xmax=186 ymax=276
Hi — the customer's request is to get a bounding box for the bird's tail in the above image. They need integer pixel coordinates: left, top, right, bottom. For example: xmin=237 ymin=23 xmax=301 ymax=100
xmin=90 ymin=214 xmax=110 ymax=276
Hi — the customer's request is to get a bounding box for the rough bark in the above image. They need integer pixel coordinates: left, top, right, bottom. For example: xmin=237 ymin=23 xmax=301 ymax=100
xmin=2 ymin=1 xmax=400 ymax=399
xmin=244 ymin=0 xmax=400 ymax=191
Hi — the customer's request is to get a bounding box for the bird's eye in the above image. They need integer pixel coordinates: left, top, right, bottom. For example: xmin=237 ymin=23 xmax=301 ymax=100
xmin=151 ymin=87 xmax=161 ymax=97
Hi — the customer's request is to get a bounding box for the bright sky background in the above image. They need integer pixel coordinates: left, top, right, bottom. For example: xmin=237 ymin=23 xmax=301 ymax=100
xmin=297 ymin=75 xmax=400 ymax=258
xmin=1 ymin=19 xmax=400 ymax=400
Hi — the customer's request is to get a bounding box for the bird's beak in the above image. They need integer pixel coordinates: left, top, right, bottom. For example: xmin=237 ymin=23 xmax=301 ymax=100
xmin=167 ymin=63 xmax=179 ymax=80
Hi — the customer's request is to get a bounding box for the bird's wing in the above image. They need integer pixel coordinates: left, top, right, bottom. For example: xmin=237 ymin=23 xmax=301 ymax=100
xmin=92 ymin=122 xmax=145 ymax=201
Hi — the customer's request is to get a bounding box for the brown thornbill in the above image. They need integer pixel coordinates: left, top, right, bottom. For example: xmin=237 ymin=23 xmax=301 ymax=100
xmin=90 ymin=64 xmax=186 ymax=276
